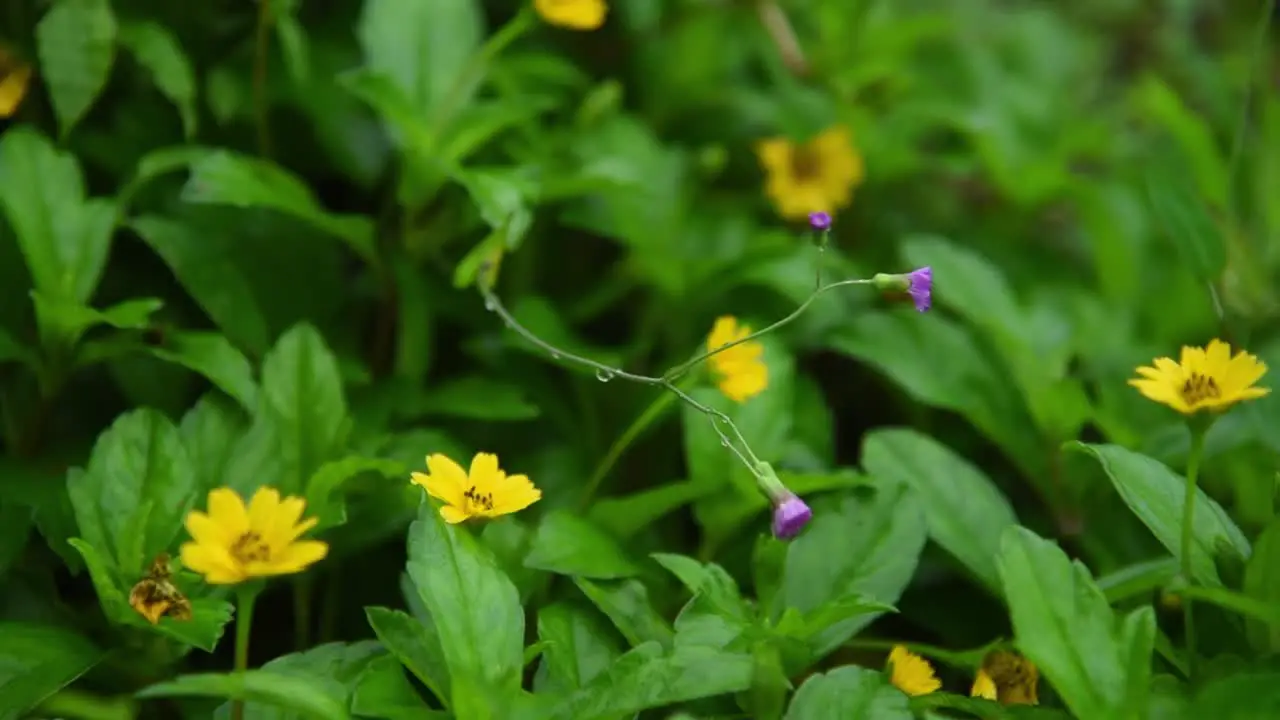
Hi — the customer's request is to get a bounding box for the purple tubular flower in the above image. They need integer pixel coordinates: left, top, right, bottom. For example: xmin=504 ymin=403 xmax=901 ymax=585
xmin=771 ymin=494 xmax=812 ymax=539
xmin=808 ymin=211 xmax=832 ymax=231
xmin=907 ymin=266 xmax=932 ymax=312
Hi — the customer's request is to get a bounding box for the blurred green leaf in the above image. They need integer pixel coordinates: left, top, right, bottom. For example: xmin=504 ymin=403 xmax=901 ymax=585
xmin=140 ymin=671 xmax=348 ymax=719
xmin=574 ymin=577 xmax=674 ymax=650
xmin=783 ymin=666 xmax=912 ymax=720
xmin=1068 ymin=442 xmax=1251 ymax=586
xmin=0 ymin=623 xmax=103 ymax=717
xmin=414 ymin=376 xmax=539 ymax=421
xmin=179 ymin=394 xmax=249 ymax=492
xmin=1244 ymin=519 xmax=1280 ymax=655
xmin=149 ymin=331 xmax=259 ymax=412
xmin=653 ymin=554 xmax=752 ymax=651
xmin=861 ymin=428 xmax=1018 ymax=594
xmin=406 ymin=501 xmax=524 ymax=708
xmin=1189 ymin=672 xmax=1280 ymax=719
xmin=67 ymin=409 xmax=197 ymax=578
xmin=1143 ymin=143 xmax=1226 ymax=284
xmin=1132 ymin=76 xmax=1228 ymax=208
xmin=535 ymin=602 xmax=623 ymax=692
xmin=350 ymin=654 xmax=444 ymax=720
xmin=774 ymin=487 xmax=925 ymax=659
xmin=364 ymin=607 xmax=449 ymax=707
xmin=588 ymin=480 xmax=718 ymax=539
xmin=997 ymin=526 xmax=1155 ymax=720
xmin=117 ymin=21 xmax=197 ymax=138
xmin=131 ymin=215 xmax=270 ymax=355
xmin=458 ymin=167 xmax=535 ymax=249
xmin=305 ymin=456 xmax=406 ymax=532
xmin=35 ymin=0 xmax=117 ymax=137
xmin=525 ymin=510 xmax=641 ymax=579
xmin=209 ymin=641 xmax=384 ymax=720
xmin=180 ymin=151 xmax=375 ymax=264
xmin=0 ymin=503 xmax=31 ymax=577
xmin=36 ymin=294 xmax=161 ymax=355
xmin=260 ymin=323 xmax=350 ymax=496
xmin=1097 ymin=558 xmax=1180 ymax=604
xmin=550 ymin=642 xmax=753 ymax=719
xmin=0 ymin=128 xmax=116 ymax=304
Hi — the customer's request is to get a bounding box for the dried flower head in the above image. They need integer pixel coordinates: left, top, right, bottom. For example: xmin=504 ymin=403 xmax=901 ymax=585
xmin=129 ymin=553 xmax=192 ymax=625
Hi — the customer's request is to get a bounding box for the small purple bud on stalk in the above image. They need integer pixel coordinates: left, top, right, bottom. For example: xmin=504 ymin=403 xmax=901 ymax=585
xmin=808 ymin=211 xmax=832 ymax=231
xmin=754 ymin=461 xmax=813 ymax=540
xmin=872 ymin=266 xmax=933 ymax=313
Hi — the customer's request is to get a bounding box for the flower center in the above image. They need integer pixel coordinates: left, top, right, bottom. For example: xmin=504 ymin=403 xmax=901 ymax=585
xmin=464 ymin=485 xmax=495 ymax=512
xmin=1180 ymin=373 xmax=1221 ymax=405
xmin=790 ymin=144 xmax=822 ymax=181
xmin=230 ymin=531 xmax=271 ymax=563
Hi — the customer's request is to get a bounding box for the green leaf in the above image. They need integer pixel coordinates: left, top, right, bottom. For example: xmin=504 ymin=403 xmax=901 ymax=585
xmin=130 ymin=215 xmax=270 ymax=355
xmin=773 ymin=487 xmax=925 ymax=659
xmin=587 ymin=480 xmax=718 ymax=539
xmin=574 ymin=577 xmax=674 ymax=650
xmin=1190 ymin=672 xmax=1280 ymax=719
xmin=550 ymin=642 xmax=754 ymax=719
xmin=180 ymin=394 xmax=249 ymax=491
xmin=67 ymin=409 xmax=198 ymax=577
xmin=1097 ymin=558 xmax=1180 ymax=604
xmin=535 ymin=602 xmax=622 ymax=692
xmin=861 ymin=428 xmax=1018 ymax=594
xmin=350 ymin=654 xmax=444 ymax=720
xmin=260 ymin=323 xmax=349 ymax=496
xmin=997 ymin=526 xmax=1156 ymax=720
xmin=525 ymin=510 xmax=641 ymax=579
xmin=0 ymin=128 xmax=116 ymax=303
xmin=150 ymin=331 xmax=258 ymax=411
xmin=0 ymin=622 xmax=103 ymax=716
xmin=306 ymin=456 xmax=407 ymax=532
xmin=459 ymin=168 xmax=534 ymax=250
xmin=35 ymin=0 xmax=117 ymax=137
xmin=783 ymin=666 xmax=912 ymax=720
xmin=1244 ymin=519 xmax=1280 ymax=654
xmin=405 ymin=500 xmax=524 ymax=704
xmin=652 ymin=554 xmax=753 ymax=651
xmin=0 ymin=503 xmax=31 ymax=577
xmin=138 ymin=671 xmax=349 ymax=720
xmin=181 ymin=151 xmax=375 ymax=263
xmin=1143 ymin=139 xmax=1226 ymax=282
xmin=355 ymin=0 xmax=483 ymax=117
xmin=210 ymin=641 xmax=384 ymax=720
xmin=1068 ymin=442 xmax=1251 ymax=586
xmin=363 ymin=607 xmax=450 ymax=706
xmin=117 ymin=21 xmax=197 ymax=138
xmin=414 ymin=376 xmax=539 ymax=421
xmin=35 ymin=294 xmax=161 ymax=355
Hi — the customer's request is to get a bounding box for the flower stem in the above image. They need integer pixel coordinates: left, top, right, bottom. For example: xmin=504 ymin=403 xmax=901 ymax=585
xmin=232 ymin=584 xmax=261 ymax=720
xmin=1181 ymin=426 xmax=1208 ymax=683
xmin=580 ymin=390 xmax=679 ymax=508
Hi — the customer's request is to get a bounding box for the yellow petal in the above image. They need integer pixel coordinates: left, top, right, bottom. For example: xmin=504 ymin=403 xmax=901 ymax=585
xmin=971 ymin=669 xmax=997 ymax=700
xmin=269 ymin=495 xmax=312 ymax=546
xmin=1222 ymin=350 xmax=1267 ymax=396
xmin=268 ymin=539 xmax=329 ymax=575
xmin=440 ymin=504 xmax=472 ymax=524
xmin=248 ymin=486 xmax=282 ymax=534
xmin=0 ymin=64 xmax=31 ymax=119
xmin=417 ymin=454 xmax=468 ymax=508
xmin=755 ymin=138 xmax=793 ymax=174
xmin=205 ymin=488 xmax=250 ymax=537
xmin=1205 ymin=339 xmax=1231 ymax=377
xmin=707 ymin=316 xmax=740 ymax=352
xmin=185 ymin=510 xmax=232 ymax=546
xmin=889 ymin=645 xmax=941 ymax=697
xmin=490 ymin=473 xmax=542 ymax=516
xmin=469 ymin=452 xmax=504 ymax=489
xmin=180 ymin=541 xmax=243 ymax=584
xmin=534 ymin=0 xmax=607 ymax=30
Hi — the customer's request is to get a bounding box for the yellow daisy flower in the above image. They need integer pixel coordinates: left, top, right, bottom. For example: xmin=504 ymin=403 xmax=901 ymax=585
xmin=1129 ymin=338 xmax=1269 ymax=415
xmin=970 ymin=650 xmax=1039 ymax=705
xmin=411 ymin=452 xmax=541 ymax=524
xmin=0 ymin=47 xmax=32 ymax=119
xmin=888 ymin=645 xmax=941 ymax=697
xmin=706 ymin=316 xmax=768 ymax=403
xmin=534 ymin=0 xmax=607 ymax=30
xmin=755 ymin=125 xmax=864 ymax=221
xmin=180 ymin=487 xmax=328 ymax=585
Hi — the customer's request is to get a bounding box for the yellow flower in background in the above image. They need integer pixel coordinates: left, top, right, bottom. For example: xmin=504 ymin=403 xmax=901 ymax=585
xmin=180 ymin=487 xmax=328 ymax=585
xmin=888 ymin=645 xmax=941 ymax=697
xmin=970 ymin=650 xmax=1039 ymax=705
xmin=411 ymin=452 xmax=541 ymax=523
xmin=535 ymin=0 xmax=607 ymax=30
xmin=755 ymin=125 xmax=864 ymax=221
xmin=1129 ymin=338 xmax=1269 ymax=415
xmin=706 ymin=316 xmax=768 ymax=403
xmin=0 ymin=47 xmax=32 ymax=119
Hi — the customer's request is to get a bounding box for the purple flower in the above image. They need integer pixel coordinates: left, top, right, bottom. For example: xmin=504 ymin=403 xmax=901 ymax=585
xmin=907 ymin=266 xmax=932 ymax=312
xmin=771 ymin=494 xmax=812 ymax=540
xmin=808 ymin=211 xmax=832 ymax=231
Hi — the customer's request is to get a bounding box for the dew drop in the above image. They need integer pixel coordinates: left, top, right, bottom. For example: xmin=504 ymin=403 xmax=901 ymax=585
xmin=720 ymin=438 xmax=730 ymax=447
xmin=595 ymin=369 xmax=615 ymax=382
xmin=484 ymin=296 xmax=496 ymax=311
xmin=550 ymin=352 xmax=561 ymax=360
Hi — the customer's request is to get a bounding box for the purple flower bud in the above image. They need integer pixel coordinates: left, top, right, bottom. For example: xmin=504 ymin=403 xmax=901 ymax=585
xmin=907 ymin=266 xmax=932 ymax=312
xmin=808 ymin=212 xmax=832 ymax=231
xmin=772 ymin=494 xmax=812 ymax=540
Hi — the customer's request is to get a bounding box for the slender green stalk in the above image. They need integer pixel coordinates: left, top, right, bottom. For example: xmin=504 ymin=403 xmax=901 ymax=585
xmin=1180 ymin=426 xmax=1208 ymax=683
xmin=580 ymin=390 xmax=679 ymax=508
xmin=36 ymin=689 xmax=134 ymax=720
xmin=232 ymin=584 xmax=261 ymax=720
xmin=293 ymin=576 xmax=312 ymax=650
xmin=253 ymin=0 xmax=274 ymax=157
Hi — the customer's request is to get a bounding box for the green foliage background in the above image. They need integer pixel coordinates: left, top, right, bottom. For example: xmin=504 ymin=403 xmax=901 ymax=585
xmin=1 ymin=0 xmax=1280 ymax=718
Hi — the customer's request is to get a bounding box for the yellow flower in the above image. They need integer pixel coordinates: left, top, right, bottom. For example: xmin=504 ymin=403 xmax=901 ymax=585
xmin=1129 ymin=338 xmax=1269 ymax=415
xmin=888 ymin=645 xmax=941 ymax=697
xmin=534 ymin=0 xmax=607 ymax=30
xmin=0 ymin=48 xmax=32 ymax=119
xmin=755 ymin=125 xmax=864 ymax=221
xmin=970 ymin=650 xmax=1039 ymax=705
xmin=180 ymin=487 xmax=328 ymax=585
xmin=411 ymin=452 xmax=541 ymax=524
xmin=706 ymin=316 xmax=768 ymax=403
